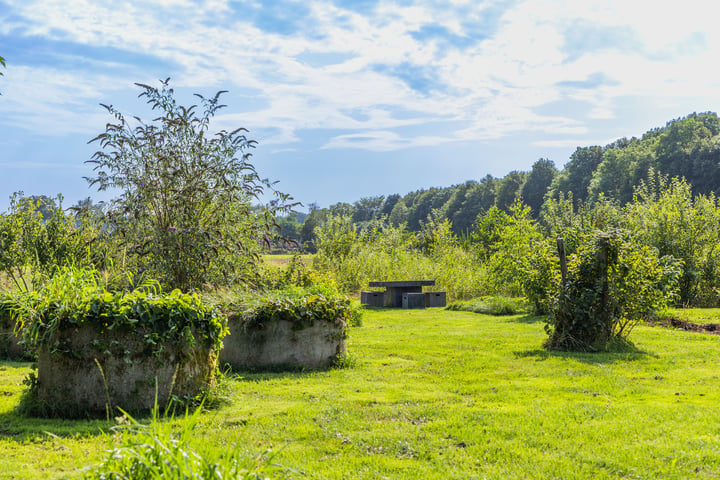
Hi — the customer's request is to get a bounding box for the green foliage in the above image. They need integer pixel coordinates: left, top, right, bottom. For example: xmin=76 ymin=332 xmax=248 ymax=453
xmin=547 ymin=145 xmax=605 ymax=207
xmin=540 ymin=192 xmax=623 ymax=256
xmin=313 ymin=216 xmax=488 ymax=300
xmin=625 ymin=173 xmax=720 ymax=305
xmin=521 ymin=237 xmax=560 ymax=315
xmin=8 ymin=266 xmax=227 ymax=357
xmin=472 ymin=205 xmax=512 ymax=261
xmin=227 ymin=287 xmax=361 ymax=331
xmin=520 ymin=158 xmax=557 ymax=217
xmin=586 ymin=140 xmax=655 ymax=205
xmin=85 ymin=408 xmax=283 ymax=480
xmin=0 ymin=193 xmax=104 ymax=291
xmin=495 ymin=170 xmax=527 ymax=212
xmin=476 ymin=200 xmax=541 ymax=296
xmin=313 ymin=214 xmax=357 ymax=269
xmin=546 ymin=230 xmax=681 ymax=352
xmin=299 ymin=204 xmax=325 ymax=252
xmin=86 ymin=79 xmax=294 ymax=290
xmin=446 ymin=296 xmax=530 ymax=315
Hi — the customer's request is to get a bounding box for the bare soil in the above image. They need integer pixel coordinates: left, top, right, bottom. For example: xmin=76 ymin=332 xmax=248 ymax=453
xmin=648 ymin=317 xmax=720 ymax=336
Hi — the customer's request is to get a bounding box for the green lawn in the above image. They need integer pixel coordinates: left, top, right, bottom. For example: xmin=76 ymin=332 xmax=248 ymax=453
xmin=1 ymin=309 xmax=720 ymax=479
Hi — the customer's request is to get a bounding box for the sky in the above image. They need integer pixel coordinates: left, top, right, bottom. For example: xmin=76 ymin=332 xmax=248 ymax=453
xmin=1 ymin=0 xmax=720 ymax=213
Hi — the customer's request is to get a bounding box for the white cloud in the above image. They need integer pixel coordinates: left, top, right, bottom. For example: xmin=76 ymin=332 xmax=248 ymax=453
xmin=3 ymin=0 xmax=720 ymax=151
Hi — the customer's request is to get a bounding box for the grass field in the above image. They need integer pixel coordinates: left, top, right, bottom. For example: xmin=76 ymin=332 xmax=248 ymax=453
xmin=1 ymin=309 xmax=720 ymax=479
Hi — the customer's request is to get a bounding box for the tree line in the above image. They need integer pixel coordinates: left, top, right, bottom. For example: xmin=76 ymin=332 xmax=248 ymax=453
xmin=281 ymin=112 xmax=720 ymax=250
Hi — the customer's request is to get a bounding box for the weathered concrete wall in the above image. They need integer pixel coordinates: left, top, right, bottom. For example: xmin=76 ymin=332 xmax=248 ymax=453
xmin=221 ymin=318 xmax=346 ymax=371
xmin=0 ymin=316 xmax=26 ymax=360
xmin=36 ymin=325 xmax=216 ymax=416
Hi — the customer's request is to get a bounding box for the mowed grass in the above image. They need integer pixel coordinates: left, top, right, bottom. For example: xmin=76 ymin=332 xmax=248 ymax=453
xmin=1 ymin=309 xmax=720 ymax=478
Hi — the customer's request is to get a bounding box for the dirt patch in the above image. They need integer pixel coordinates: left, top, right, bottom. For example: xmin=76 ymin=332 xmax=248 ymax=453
xmin=648 ymin=317 xmax=720 ymax=336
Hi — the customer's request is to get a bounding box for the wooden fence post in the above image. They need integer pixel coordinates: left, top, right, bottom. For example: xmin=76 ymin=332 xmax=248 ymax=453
xmin=556 ymin=237 xmax=567 ymax=285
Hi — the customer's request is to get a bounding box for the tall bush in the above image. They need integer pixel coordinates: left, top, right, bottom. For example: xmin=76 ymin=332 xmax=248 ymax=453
xmin=475 ymin=200 xmax=541 ymax=296
xmin=545 ymin=230 xmax=681 ymax=352
xmin=87 ymin=79 xmax=294 ymax=290
xmin=624 ymin=174 xmax=720 ymax=305
xmin=0 ymin=194 xmax=103 ymax=291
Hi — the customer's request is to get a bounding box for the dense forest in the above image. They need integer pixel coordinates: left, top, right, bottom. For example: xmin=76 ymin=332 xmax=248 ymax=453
xmin=281 ymin=112 xmax=720 ymax=249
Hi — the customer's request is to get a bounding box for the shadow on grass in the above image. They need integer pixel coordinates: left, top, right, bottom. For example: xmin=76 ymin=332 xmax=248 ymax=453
xmin=506 ymin=314 xmax=545 ymax=324
xmin=0 ymin=405 xmax=115 ymax=441
xmin=225 ymin=365 xmax=340 ymax=383
xmin=513 ymin=344 xmax=658 ymax=365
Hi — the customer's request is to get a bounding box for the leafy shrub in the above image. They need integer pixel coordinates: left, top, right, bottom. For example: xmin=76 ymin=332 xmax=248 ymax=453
xmin=521 ymin=237 xmax=560 ymax=315
xmin=545 ymin=230 xmax=681 ymax=352
xmin=0 ymin=193 xmax=104 ymax=291
xmin=87 ymin=79 xmax=295 ymax=290
xmin=9 ymin=266 xmax=227 ymax=357
xmin=474 ymin=200 xmax=543 ymax=297
xmin=446 ymin=296 xmax=531 ymax=316
xmin=226 ymin=287 xmax=362 ymax=330
xmin=624 ymin=174 xmax=720 ymax=305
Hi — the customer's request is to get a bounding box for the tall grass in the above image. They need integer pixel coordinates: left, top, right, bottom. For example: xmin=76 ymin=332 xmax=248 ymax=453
xmin=84 ymin=406 xmax=284 ymax=480
xmin=312 ymin=217 xmax=490 ymax=300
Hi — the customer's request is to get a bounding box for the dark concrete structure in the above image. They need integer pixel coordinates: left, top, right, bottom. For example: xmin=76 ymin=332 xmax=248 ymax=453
xmin=402 ymin=292 xmax=426 ymax=309
xmin=368 ymin=280 xmax=436 ymax=307
xmin=360 ymin=291 xmax=385 ymax=307
xmin=425 ymin=291 xmax=447 ymax=308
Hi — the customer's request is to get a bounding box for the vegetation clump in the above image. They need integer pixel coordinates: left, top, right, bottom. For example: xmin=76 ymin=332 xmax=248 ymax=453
xmin=84 ymin=409 xmax=283 ymax=480
xmin=446 ymin=296 xmax=530 ymax=316
xmin=87 ymin=79 xmax=295 ymax=290
xmin=224 ymin=286 xmax=362 ymax=331
xmin=544 ymin=230 xmax=681 ymax=352
xmin=8 ymin=267 xmax=227 ymax=417
xmin=12 ymin=267 xmax=226 ymax=357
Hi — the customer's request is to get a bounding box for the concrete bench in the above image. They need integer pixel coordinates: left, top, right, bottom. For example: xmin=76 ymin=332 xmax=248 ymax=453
xmin=425 ymin=292 xmax=446 ymax=308
xmin=360 ymin=291 xmax=385 ymax=307
xmin=402 ymin=292 xmax=426 ymax=309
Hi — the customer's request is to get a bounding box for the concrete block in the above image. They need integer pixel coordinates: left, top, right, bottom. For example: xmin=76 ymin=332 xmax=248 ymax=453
xmin=402 ymin=292 xmax=426 ymax=309
xmin=425 ymin=292 xmax=447 ymax=308
xmin=361 ymin=291 xmax=385 ymax=307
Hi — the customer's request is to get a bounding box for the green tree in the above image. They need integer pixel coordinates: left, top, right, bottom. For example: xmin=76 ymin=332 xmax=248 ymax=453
xmin=388 ymin=198 xmax=408 ymax=226
xmin=300 ymin=204 xmax=324 ymax=252
xmin=549 ymin=146 xmax=605 ymax=208
xmin=328 ymin=202 xmax=354 ymax=218
xmin=406 ymin=188 xmax=453 ymax=231
xmin=439 ymin=182 xmax=474 ymax=235
xmin=655 ymin=112 xmax=720 ymax=197
xmin=87 ymin=79 xmax=294 ymax=290
xmin=495 ymin=171 xmax=527 ymax=212
xmin=451 ymin=176 xmax=497 ymax=235
xmin=380 ymin=194 xmax=401 ymax=218
xmin=520 ymin=159 xmax=557 ymax=217
xmin=477 ymin=200 xmax=541 ymax=296
xmin=586 ymin=138 xmax=656 ymax=206
xmin=352 ymin=196 xmax=384 ymax=223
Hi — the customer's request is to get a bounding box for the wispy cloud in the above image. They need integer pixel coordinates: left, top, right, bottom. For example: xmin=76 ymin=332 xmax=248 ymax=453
xmin=2 ymin=0 xmax=720 ymax=152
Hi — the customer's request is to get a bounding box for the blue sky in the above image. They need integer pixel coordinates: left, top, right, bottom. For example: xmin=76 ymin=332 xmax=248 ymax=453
xmin=1 ymin=0 xmax=719 ymax=212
